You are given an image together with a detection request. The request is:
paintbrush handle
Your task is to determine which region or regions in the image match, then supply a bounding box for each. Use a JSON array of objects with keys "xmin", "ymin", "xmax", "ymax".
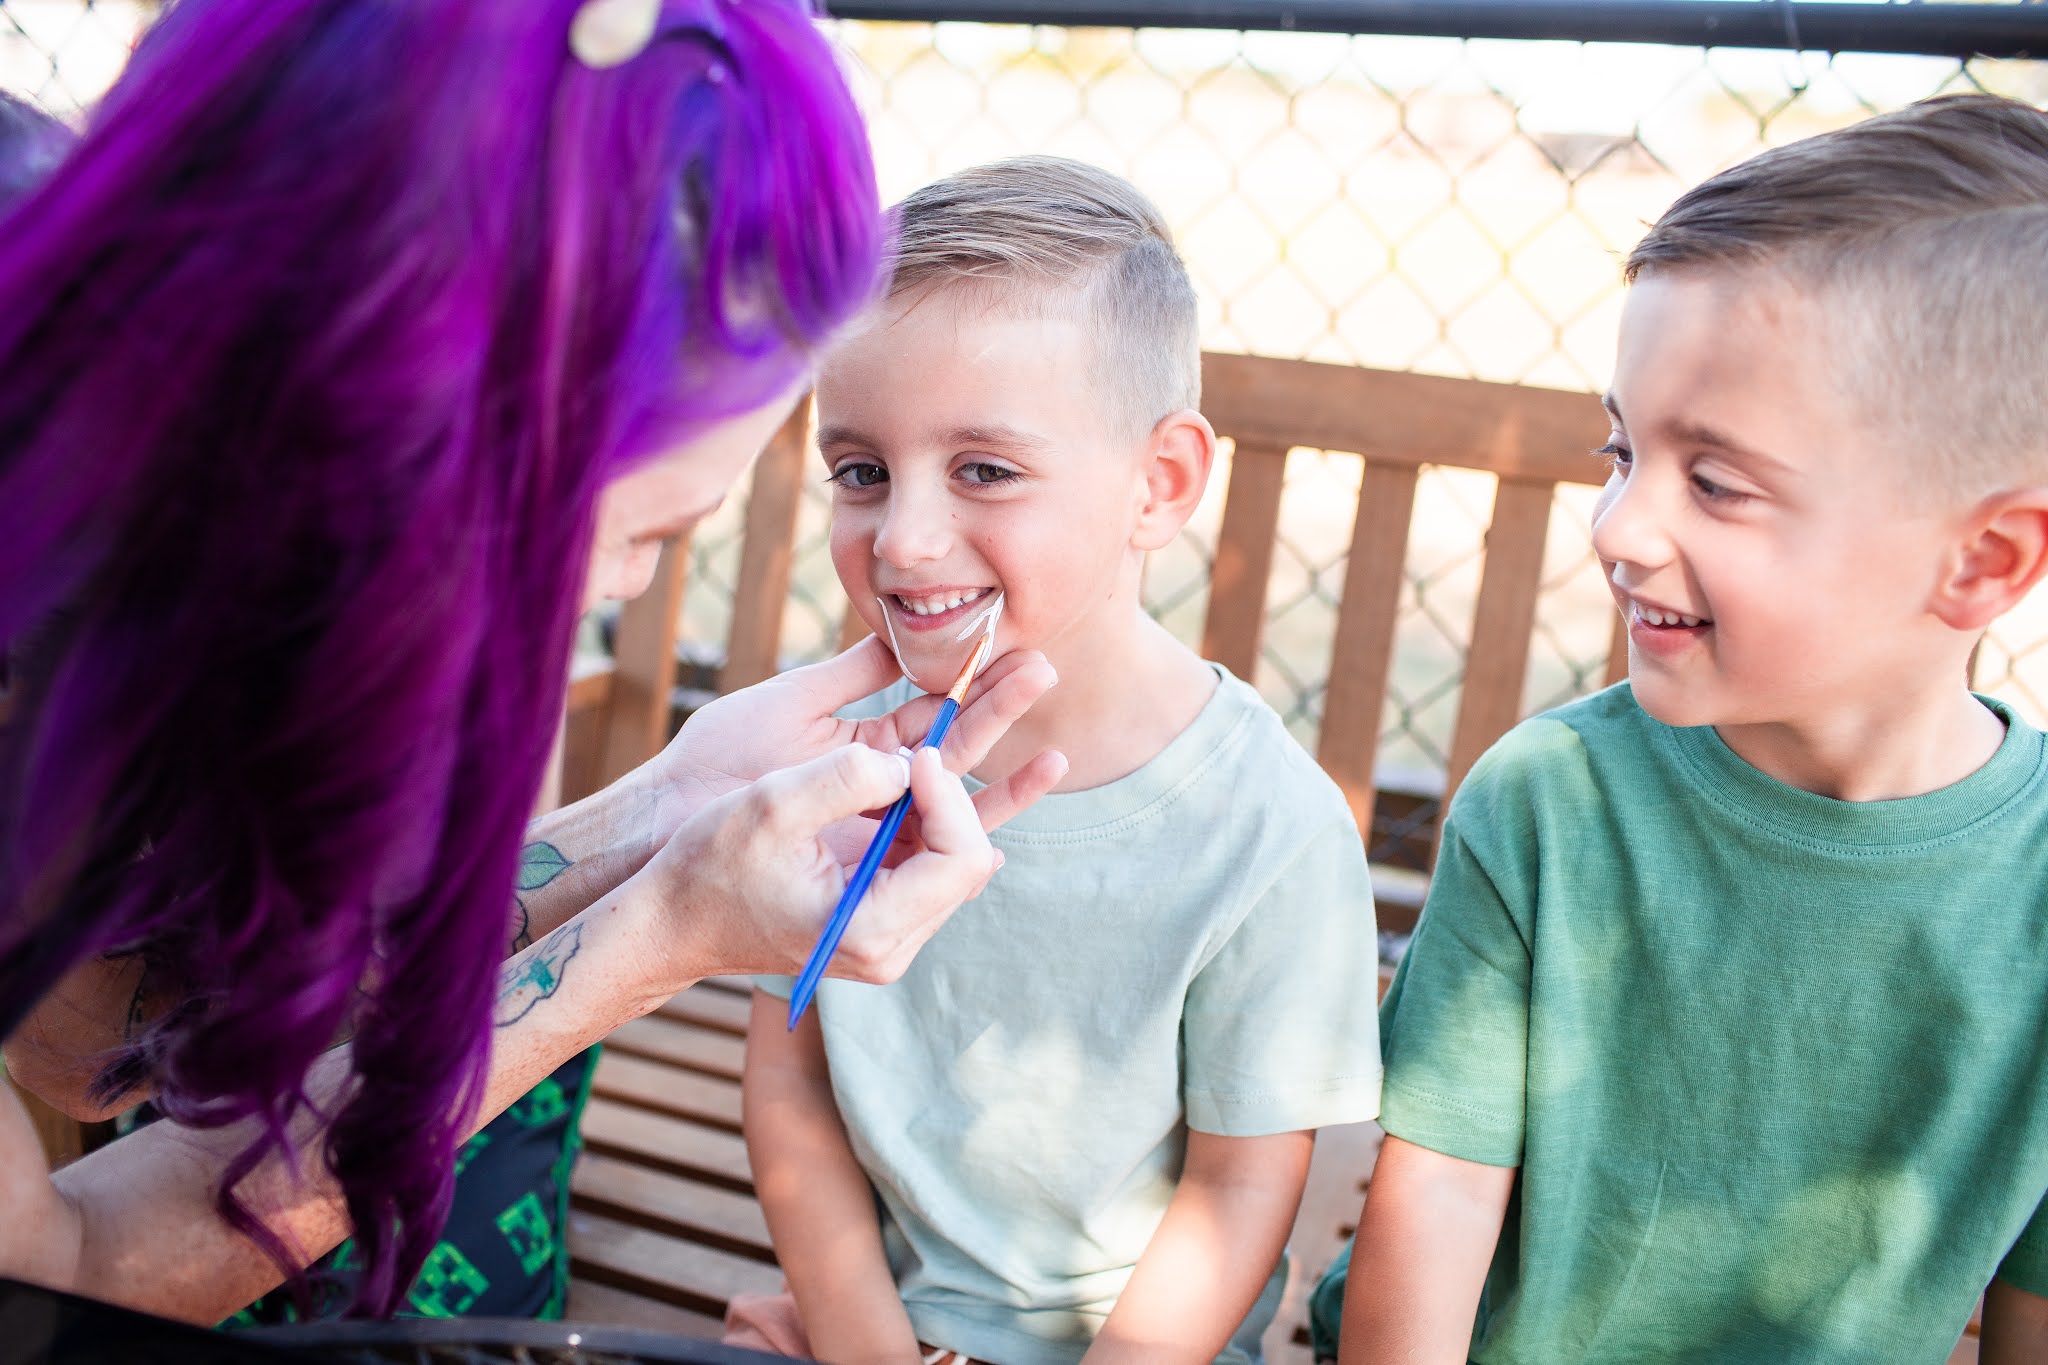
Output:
[{"xmin": 787, "ymin": 697, "xmax": 963, "ymax": 1028}]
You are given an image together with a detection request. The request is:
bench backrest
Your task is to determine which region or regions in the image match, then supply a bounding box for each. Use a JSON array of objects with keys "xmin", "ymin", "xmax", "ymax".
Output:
[{"xmin": 562, "ymin": 352, "xmax": 1615, "ymax": 872}]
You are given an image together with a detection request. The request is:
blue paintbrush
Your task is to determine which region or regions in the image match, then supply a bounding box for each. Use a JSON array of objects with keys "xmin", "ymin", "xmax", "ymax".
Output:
[{"xmin": 787, "ymin": 595, "xmax": 1004, "ymax": 1028}]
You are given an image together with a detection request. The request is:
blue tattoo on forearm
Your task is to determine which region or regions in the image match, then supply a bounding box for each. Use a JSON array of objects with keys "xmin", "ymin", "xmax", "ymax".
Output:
[{"xmin": 494, "ymin": 923, "xmax": 582, "ymax": 1028}]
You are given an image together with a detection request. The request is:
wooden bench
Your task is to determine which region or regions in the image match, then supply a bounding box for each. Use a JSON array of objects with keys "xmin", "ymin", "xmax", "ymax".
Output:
[{"xmin": 558, "ymin": 351, "xmax": 1619, "ymax": 1358}]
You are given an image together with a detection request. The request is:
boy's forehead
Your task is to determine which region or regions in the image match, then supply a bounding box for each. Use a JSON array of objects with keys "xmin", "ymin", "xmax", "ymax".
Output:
[
  {"xmin": 1613, "ymin": 269, "xmax": 1932, "ymax": 498},
  {"xmin": 815, "ymin": 285, "xmax": 1121, "ymax": 447}
]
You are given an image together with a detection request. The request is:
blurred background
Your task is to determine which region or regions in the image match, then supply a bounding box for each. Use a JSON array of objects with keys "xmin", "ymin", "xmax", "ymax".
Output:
[{"xmin": 7, "ymin": 0, "xmax": 2045, "ymax": 790}]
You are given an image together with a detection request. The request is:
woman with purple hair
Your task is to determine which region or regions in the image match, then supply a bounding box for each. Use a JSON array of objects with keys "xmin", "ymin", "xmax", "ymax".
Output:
[{"xmin": 0, "ymin": 0, "xmax": 1062, "ymax": 1326}]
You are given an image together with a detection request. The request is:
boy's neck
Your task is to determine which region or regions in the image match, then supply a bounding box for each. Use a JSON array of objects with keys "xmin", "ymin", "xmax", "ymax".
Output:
[
  {"xmin": 1712, "ymin": 682, "xmax": 2007, "ymax": 802},
  {"xmin": 979, "ymin": 607, "xmax": 1218, "ymax": 793}
]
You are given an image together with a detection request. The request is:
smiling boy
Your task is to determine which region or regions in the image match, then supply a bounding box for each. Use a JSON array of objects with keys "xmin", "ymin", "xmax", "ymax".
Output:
[
  {"xmin": 1330, "ymin": 95, "xmax": 2048, "ymax": 1363},
  {"xmin": 728, "ymin": 157, "xmax": 1382, "ymax": 1365}
]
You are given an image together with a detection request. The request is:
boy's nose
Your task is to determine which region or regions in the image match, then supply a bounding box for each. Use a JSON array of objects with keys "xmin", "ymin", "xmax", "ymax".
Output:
[
  {"xmin": 1589, "ymin": 469, "xmax": 1673, "ymax": 574},
  {"xmin": 872, "ymin": 488, "xmax": 954, "ymax": 568}
]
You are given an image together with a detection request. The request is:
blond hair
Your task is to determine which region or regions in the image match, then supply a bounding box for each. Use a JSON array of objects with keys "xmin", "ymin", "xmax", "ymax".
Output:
[
  {"xmin": 890, "ymin": 156, "xmax": 1200, "ymax": 441},
  {"xmin": 1627, "ymin": 94, "xmax": 2048, "ymax": 494}
]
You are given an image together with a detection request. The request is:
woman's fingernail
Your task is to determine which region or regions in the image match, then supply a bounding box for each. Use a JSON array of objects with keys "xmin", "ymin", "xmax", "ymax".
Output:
[
  {"xmin": 894, "ymin": 750, "xmax": 913, "ymax": 787},
  {"xmin": 992, "ymin": 849, "xmax": 1006, "ymax": 872}
]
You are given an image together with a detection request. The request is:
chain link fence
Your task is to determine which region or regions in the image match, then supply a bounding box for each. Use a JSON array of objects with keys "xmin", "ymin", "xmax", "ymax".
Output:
[{"xmin": 6, "ymin": 4, "xmax": 2048, "ymax": 782}]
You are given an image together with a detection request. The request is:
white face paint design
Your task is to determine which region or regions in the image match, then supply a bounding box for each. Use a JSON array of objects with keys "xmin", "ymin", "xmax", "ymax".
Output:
[{"xmin": 877, "ymin": 591, "xmax": 1004, "ymax": 693}]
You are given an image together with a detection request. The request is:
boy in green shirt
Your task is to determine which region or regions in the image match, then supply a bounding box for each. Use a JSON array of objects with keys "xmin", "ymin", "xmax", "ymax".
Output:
[{"xmin": 1327, "ymin": 95, "xmax": 2048, "ymax": 1363}]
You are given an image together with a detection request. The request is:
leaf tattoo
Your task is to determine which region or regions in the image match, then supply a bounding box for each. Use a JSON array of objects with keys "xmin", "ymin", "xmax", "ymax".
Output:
[{"xmin": 510, "ymin": 841, "xmax": 573, "ymax": 954}]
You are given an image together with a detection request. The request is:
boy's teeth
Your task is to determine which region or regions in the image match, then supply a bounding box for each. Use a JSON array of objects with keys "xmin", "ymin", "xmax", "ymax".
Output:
[
  {"xmin": 898, "ymin": 588, "xmax": 987, "ymax": 617},
  {"xmin": 1638, "ymin": 605, "xmax": 1706, "ymax": 628}
]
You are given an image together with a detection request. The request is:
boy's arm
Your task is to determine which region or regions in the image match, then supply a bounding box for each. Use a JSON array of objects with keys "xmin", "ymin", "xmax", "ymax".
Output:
[
  {"xmin": 742, "ymin": 990, "xmax": 923, "ymax": 1365},
  {"xmin": 1339, "ymin": 1135, "xmax": 1516, "ymax": 1365},
  {"xmin": 1981, "ymin": 1279, "xmax": 2048, "ymax": 1364},
  {"xmin": 1082, "ymin": 1128, "xmax": 1314, "ymax": 1365}
]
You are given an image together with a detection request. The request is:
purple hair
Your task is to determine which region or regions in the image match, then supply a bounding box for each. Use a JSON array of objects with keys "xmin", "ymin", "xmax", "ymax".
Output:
[
  {"xmin": 0, "ymin": 93, "xmax": 71, "ymax": 212},
  {"xmin": 0, "ymin": 0, "xmax": 879, "ymax": 1315}
]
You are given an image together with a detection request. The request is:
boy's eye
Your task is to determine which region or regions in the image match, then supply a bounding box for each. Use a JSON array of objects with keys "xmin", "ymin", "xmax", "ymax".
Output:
[
  {"xmin": 826, "ymin": 461, "xmax": 887, "ymax": 489},
  {"xmin": 1691, "ymin": 472, "xmax": 1746, "ymax": 504},
  {"xmin": 959, "ymin": 461, "xmax": 1019, "ymax": 486},
  {"xmin": 1594, "ymin": 442, "xmax": 1632, "ymax": 472}
]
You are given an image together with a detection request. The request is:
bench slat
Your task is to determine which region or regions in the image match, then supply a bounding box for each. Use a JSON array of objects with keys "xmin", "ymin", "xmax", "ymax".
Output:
[
  {"xmin": 1202, "ymin": 352, "xmax": 1605, "ymax": 489},
  {"xmin": 580, "ymin": 1097, "xmax": 754, "ymax": 1190},
  {"xmin": 569, "ymin": 1208, "xmax": 783, "ymax": 1316},
  {"xmin": 604, "ymin": 1014, "xmax": 747, "ymax": 1081},
  {"xmin": 1604, "ymin": 606, "xmax": 1629, "ymax": 688},
  {"xmin": 1203, "ymin": 441, "xmax": 1289, "ymax": 680},
  {"xmin": 1318, "ymin": 460, "xmax": 1419, "ymax": 839},
  {"xmin": 658, "ymin": 982, "xmax": 753, "ymax": 1036},
  {"xmin": 573, "ymin": 1150, "xmax": 773, "ymax": 1255},
  {"xmin": 592, "ymin": 1050, "xmax": 743, "ymax": 1131},
  {"xmin": 722, "ymin": 404, "xmax": 812, "ymax": 692},
  {"xmin": 565, "ymin": 1277, "xmax": 726, "ymax": 1339},
  {"xmin": 1446, "ymin": 477, "xmax": 1555, "ymax": 800},
  {"xmin": 600, "ymin": 534, "xmax": 691, "ymax": 787}
]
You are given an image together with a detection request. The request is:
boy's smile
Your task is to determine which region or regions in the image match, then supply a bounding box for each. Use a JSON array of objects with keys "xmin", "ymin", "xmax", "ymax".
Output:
[{"xmin": 1593, "ymin": 270, "xmax": 1966, "ymax": 756}]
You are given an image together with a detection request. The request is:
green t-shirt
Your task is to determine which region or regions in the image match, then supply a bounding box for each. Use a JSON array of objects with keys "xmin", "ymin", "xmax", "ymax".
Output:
[
  {"xmin": 763, "ymin": 667, "xmax": 1383, "ymax": 1365},
  {"xmin": 1380, "ymin": 685, "xmax": 2048, "ymax": 1364}
]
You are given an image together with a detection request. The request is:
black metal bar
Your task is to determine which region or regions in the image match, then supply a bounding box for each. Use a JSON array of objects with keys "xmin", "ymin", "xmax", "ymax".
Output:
[{"xmin": 822, "ymin": 1, "xmax": 2048, "ymax": 59}]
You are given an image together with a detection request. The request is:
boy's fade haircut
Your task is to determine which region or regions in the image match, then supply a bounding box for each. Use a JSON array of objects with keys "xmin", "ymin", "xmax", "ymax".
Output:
[
  {"xmin": 891, "ymin": 155, "xmax": 1200, "ymax": 442},
  {"xmin": 1627, "ymin": 93, "xmax": 2048, "ymax": 494}
]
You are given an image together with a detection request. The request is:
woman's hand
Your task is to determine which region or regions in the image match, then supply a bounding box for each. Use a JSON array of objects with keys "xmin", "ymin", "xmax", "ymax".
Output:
[
  {"xmin": 625, "ymin": 742, "xmax": 1004, "ymax": 988},
  {"xmin": 636, "ymin": 635, "xmax": 1064, "ymax": 851}
]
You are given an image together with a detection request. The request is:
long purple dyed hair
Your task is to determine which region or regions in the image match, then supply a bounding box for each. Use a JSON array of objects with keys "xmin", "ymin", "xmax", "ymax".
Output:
[{"xmin": 0, "ymin": 0, "xmax": 880, "ymax": 1315}]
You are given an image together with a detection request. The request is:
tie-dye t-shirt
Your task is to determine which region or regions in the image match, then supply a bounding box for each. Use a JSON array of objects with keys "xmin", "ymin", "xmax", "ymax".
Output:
[{"xmin": 1378, "ymin": 685, "xmax": 2048, "ymax": 1363}]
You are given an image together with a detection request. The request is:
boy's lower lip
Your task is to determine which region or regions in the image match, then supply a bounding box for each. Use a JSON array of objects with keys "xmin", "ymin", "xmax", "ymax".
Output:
[
  {"xmin": 1628, "ymin": 606, "xmax": 1712, "ymax": 658},
  {"xmin": 885, "ymin": 589, "xmax": 995, "ymax": 634}
]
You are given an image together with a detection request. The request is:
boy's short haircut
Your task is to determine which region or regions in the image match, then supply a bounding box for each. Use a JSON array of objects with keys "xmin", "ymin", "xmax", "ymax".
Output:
[
  {"xmin": 891, "ymin": 155, "xmax": 1200, "ymax": 442},
  {"xmin": 1626, "ymin": 94, "xmax": 2048, "ymax": 494}
]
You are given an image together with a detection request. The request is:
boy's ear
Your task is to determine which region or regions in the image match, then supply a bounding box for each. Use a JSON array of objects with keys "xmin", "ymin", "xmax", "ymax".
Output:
[
  {"xmin": 1131, "ymin": 409, "xmax": 1216, "ymax": 552},
  {"xmin": 1931, "ymin": 488, "xmax": 2048, "ymax": 632}
]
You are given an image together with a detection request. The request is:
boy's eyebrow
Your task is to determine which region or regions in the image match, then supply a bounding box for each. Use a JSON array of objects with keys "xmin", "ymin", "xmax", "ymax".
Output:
[
  {"xmin": 813, "ymin": 423, "xmax": 1055, "ymax": 454},
  {"xmin": 1665, "ymin": 418, "xmax": 1796, "ymax": 477},
  {"xmin": 942, "ymin": 423, "xmax": 1054, "ymax": 453},
  {"xmin": 1604, "ymin": 394, "xmax": 1794, "ymax": 478}
]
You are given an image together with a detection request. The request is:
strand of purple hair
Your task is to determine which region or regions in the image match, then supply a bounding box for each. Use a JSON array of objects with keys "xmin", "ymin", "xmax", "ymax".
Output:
[{"xmin": 0, "ymin": 0, "xmax": 880, "ymax": 1316}]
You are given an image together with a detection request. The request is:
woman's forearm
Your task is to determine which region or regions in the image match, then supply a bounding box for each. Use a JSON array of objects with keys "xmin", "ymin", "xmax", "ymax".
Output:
[
  {"xmin": 744, "ymin": 992, "xmax": 921, "ymax": 1365},
  {"xmin": 4, "ymin": 789, "xmax": 662, "ymax": 1125},
  {"xmin": 31, "ymin": 889, "xmax": 682, "ymax": 1324}
]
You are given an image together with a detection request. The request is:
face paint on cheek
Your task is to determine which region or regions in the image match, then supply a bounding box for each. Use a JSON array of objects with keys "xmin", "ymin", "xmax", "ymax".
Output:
[{"xmin": 877, "ymin": 592, "xmax": 1005, "ymax": 694}]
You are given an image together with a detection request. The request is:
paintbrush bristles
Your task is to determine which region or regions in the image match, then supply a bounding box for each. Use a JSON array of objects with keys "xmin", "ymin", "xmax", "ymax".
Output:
[{"xmin": 945, "ymin": 631, "xmax": 997, "ymax": 706}]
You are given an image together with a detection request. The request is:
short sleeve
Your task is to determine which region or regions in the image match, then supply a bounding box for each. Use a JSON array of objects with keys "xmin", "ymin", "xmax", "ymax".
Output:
[
  {"xmin": 753, "ymin": 974, "xmax": 794, "ymax": 1000},
  {"xmin": 1998, "ymin": 1189, "xmax": 2048, "ymax": 1295},
  {"xmin": 1182, "ymin": 816, "xmax": 1382, "ymax": 1136},
  {"xmin": 1376, "ymin": 807, "xmax": 1533, "ymax": 1168}
]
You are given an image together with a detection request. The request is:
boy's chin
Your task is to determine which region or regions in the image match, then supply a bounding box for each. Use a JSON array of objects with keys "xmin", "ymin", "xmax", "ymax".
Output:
[{"xmin": 1625, "ymin": 673, "xmax": 1725, "ymax": 731}]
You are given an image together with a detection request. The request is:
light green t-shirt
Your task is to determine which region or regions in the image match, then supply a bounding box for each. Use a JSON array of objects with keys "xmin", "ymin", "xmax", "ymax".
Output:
[
  {"xmin": 1379, "ymin": 684, "xmax": 2048, "ymax": 1364},
  {"xmin": 762, "ymin": 666, "xmax": 1382, "ymax": 1365}
]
